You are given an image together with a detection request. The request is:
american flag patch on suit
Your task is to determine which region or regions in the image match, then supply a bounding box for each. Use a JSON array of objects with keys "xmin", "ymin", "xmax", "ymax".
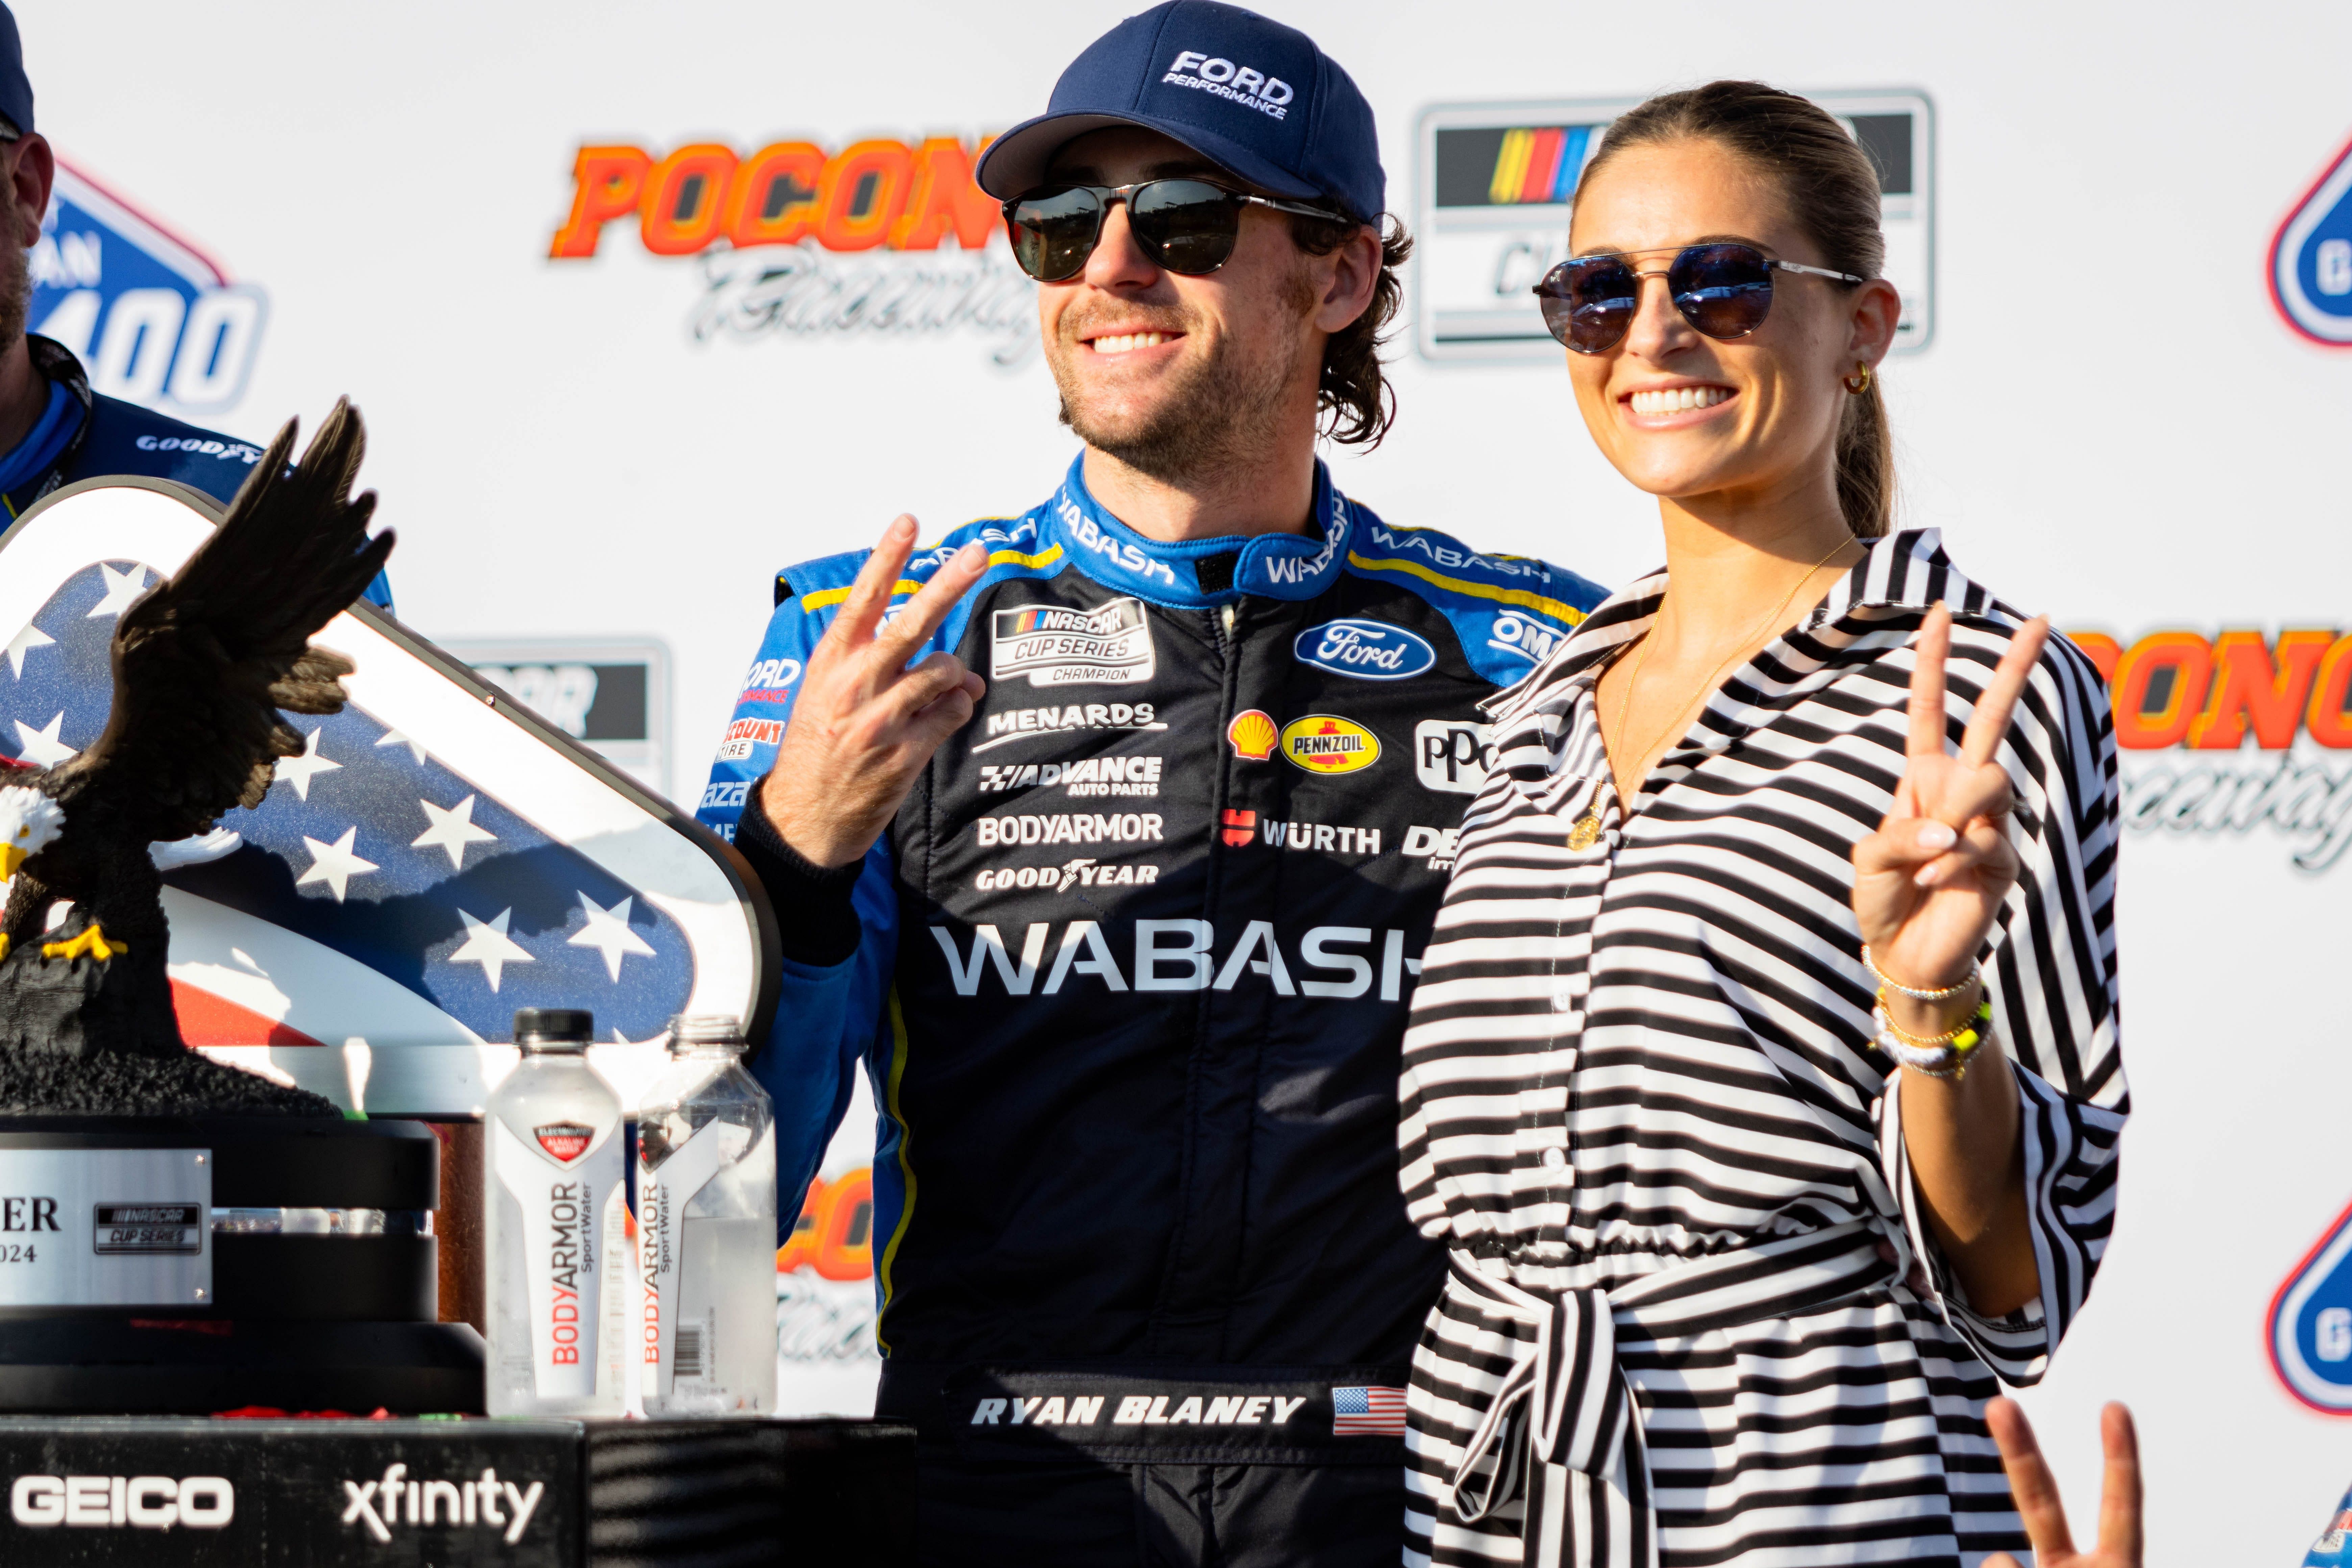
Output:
[
  {"xmin": 1331, "ymin": 1385, "xmax": 1408, "ymax": 1437},
  {"xmin": 0, "ymin": 479, "xmax": 775, "ymax": 1116}
]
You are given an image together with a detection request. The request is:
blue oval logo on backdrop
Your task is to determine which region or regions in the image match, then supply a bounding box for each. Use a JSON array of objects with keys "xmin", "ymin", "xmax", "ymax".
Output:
[
  {"xmin": 1294, "ymin": 619, "xmax": 1436, "ymax": 681},
  {"xmin": 2272, "ymin": 132, "xmax": 2352, "ymax": 346}
]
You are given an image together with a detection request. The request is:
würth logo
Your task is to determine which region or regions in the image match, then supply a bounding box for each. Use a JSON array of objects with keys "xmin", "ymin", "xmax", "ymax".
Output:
[{"xmin": 1163, "ymin": 52, "xmax": 1294, "ymax": 119}]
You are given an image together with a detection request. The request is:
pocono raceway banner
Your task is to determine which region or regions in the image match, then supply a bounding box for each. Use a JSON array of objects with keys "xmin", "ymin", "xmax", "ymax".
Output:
[{"xmin": 2, "ymin": 3, "xmax": 2348, "ymax": 1556}]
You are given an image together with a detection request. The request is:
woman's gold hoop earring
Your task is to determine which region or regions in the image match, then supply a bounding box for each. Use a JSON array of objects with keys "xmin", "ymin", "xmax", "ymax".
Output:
[{"xmin": 1844, "ymin": 361, "xmax": 1873, "ymax": 395}]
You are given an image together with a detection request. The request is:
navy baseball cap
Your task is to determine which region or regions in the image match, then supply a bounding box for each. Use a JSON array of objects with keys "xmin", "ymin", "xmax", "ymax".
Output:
[
  {"xmin": 975, "ymin": 0, "xmax": 1382, "ymax": 226},
  {"xmin": 0, "ymin": 5, "xmax": 29, "ymax": 139}
]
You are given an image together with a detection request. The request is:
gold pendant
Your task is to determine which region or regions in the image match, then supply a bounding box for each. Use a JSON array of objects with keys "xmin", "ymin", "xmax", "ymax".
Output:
[{"xmin": 1566, "ymin": 811, "xmax": 1602, "ymax": 852}]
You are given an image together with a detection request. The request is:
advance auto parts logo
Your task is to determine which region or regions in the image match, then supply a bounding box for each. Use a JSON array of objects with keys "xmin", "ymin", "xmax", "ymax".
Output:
[
  {"xmin": 31, "ymin": 159, "xmax": 268, "ymax": 418},
  {"xmin": 2077, "ymin": 626, "xmax": 2352, "ymax": 872},
  {"xmin": 546, "ymin": 136, "xmax": 1033, "ymax": 366}
]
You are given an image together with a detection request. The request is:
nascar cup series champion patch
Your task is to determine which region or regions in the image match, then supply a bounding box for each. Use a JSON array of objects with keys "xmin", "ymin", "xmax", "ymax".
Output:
[{"xmin": 0, "ymin": 480, "xmax": 775, "ymax": 1116}]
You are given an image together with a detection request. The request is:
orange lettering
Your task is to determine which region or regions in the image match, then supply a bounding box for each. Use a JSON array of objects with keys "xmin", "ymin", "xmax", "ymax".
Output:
[
  {"xmin": 548, "ymin": 146, "xmax": 653, "ymax": 259},
  {"xmin": 890, "ymin": 137, "xmax": 1000, "ymax": 251},
  {"xmin": 777, "ymin": 1167, "xmax": 875, "ymax": 1281},
  {"xmin": 2110, "ymin": 632, "xmax": 2212, "ymax": 750},
  {"xmin": 2186, "ymin": 629, "xmax": 2333, "ymax": 750},
  {"xmin": 815, "ymin": 141, "xmax": 914, "ymax": 252},
  {"xmin": 640, "ymin": 143, "xmax": 738, "ymax": 256},
  {"xmin": 727, "ymin": 141, "xmax": 827, "ymax": 248},
  {"xmin": 2308, "ymin": 635, "xmax": 2352, "ymax": 748},
  {"xmin": 2064, "ymin": 631, "xmax": 2122, "ymax": 687}
]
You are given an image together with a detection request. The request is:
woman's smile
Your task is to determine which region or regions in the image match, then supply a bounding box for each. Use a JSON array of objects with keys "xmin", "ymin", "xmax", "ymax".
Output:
[{"xmin": 1622, "ymin": 381, "xmax": 1737, "ymax": 426}]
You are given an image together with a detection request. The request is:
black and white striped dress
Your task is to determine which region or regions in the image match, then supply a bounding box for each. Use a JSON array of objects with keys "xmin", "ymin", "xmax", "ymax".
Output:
[{"xmin": 1398, "ymin": 530, "xmax": 2126, "ymax": 1567}]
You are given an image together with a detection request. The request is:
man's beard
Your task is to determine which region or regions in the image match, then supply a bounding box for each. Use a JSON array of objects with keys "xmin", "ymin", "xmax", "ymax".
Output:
[
  {"xmin": 1048, "ymin": 272, "xmax": 1317, "ymax": 486},
  {"xmin": 0, "ymin": 242, "xmax": 30, "ymax": 347}
]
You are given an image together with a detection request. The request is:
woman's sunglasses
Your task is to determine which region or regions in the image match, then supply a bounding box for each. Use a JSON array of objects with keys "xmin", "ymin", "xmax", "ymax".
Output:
[
  {"xmin": 1002, "ymin": 179, "xmax": 1346, "ymax": 283},
  {"xmin": 1532, "ymin": 243, "xmax": 1864, "ymax": 354}
]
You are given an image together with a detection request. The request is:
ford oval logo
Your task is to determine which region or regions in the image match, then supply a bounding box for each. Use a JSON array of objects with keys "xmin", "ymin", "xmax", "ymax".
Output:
[{"xmin": 1294, "ymin": 619, "xmax": 1436, "ymax": 681}]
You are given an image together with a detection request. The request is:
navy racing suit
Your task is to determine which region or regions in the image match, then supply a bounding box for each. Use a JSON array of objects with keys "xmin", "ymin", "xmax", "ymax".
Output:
[
  {"xmin": 0, "ymin": 334, "xmax": 394, "ymax": 611},
  {"xmin": 696, "ymin": 456, "xmax": 1603, "ymax": 1565}
]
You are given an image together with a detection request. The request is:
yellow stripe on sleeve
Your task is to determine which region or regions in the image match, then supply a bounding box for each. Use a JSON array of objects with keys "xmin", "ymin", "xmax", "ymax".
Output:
[
  {"xmin": 1345, "ymin": 551, "xmax": 1589, "ymax": 629},
  {"xmin": 873, "ymin": 987, "xmax": 917, "ymax": 1355},
  {"xmin": 797, "ymin": 544, "xmax": 1063, "ymax": 611}
]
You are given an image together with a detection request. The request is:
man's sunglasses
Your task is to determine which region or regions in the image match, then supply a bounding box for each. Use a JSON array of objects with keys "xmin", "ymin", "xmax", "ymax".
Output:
[
  {"xmin": 1531, "ymin": 243, "xmax": 1864, "ymax": 354},
  {"xmin": 1002, "ymin": 179, "xmax": 1346, "ymax": 283}
]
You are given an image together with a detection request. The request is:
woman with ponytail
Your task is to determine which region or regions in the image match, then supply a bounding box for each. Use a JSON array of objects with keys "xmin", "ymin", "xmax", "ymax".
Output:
[{"xmin": 1397, "ymin": 82, "xmax": 2125, "ymax": 1565}]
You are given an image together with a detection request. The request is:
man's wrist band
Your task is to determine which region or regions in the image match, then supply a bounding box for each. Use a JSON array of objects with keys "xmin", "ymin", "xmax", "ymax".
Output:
[{"xmin": 1861, "ymin": 944, "xmax": 1980, "ymax": 1003}]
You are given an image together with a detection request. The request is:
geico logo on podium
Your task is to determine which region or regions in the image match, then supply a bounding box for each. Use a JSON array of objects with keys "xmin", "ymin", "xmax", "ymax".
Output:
[
  {"xmin": 10, "ymin": 1473, "xmax": 234, "ymax": 1530},
  {"xmin": 31, "ymin": 160, "xmax": 269, "ymax": 418},
  {"xmin": 2072, "ymin": 626, "xmax": 2352, "ymax": 872},
  {"xmin": 545, "ymin": 133, "xmax": 1034, "ymax": 364}
]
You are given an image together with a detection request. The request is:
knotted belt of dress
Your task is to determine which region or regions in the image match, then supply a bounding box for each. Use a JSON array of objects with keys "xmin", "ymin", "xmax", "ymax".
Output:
[{"xmin": 1445, "ymin": 1220, "xmax": 1899, "ymax": 1568}]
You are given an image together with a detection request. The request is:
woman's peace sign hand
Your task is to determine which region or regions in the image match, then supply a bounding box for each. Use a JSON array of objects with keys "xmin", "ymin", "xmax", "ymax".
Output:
[{"xmin": 1851, "ymin": 603, "xmax": 2051, "ymax": 991}]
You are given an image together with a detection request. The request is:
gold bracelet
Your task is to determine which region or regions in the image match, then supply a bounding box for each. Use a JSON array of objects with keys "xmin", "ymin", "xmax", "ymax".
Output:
[
  {"xmin": 1861, "ymin": 945, "xmax": 1980, "ymax": 1003},
  {"xmin": 1873, "ymin": 989, "xmax": 1988, "ymax": 1049}
]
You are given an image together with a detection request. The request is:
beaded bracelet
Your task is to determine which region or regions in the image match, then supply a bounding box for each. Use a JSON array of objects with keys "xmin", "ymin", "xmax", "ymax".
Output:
[
  {"xmin": 1861, "ymin": 945, "xmax": 1980, "ymax": 1003},
  {"xmin": 1872, "ymin": 996, "xmax": 1993, "ymax": 1080}
]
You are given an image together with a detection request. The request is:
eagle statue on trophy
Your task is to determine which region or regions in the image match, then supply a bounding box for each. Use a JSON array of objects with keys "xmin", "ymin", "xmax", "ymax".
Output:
[{"xmin": 0, "ymin": 400, "xmax": 393, "ymax": 1065}]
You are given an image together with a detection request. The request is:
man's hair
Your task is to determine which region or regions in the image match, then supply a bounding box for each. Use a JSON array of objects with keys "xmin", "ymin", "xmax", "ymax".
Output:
[{"xmin": 1285, "ymin": 212, "xmax": 1411, "ymax": 450}]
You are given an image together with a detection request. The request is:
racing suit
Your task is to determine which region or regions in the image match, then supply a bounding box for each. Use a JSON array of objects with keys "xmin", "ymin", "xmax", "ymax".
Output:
[
  {"xmin": 696, "ymin": 455, "xmax": 1602, "ymax": 1565},
  {"xmin": 0, "ymin": 334, "xmax": 394, "ymax": 610}
]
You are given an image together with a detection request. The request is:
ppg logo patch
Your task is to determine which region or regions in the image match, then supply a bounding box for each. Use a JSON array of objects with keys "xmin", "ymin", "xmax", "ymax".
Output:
[
  {"xmin": 30, "ymin": 160, "xmax": 268, "ymax": 417},
  {"xmin": 1294, "ymin": 619, "xmax": 1436, "ymax": 681},
  {"xmin": 2270, "ymin": 1195, "xmax": 2352, "ymax": 1411},
  {"xmin": 2272, "ymin": 132, "xmax": 2352, "ymax": 346}
]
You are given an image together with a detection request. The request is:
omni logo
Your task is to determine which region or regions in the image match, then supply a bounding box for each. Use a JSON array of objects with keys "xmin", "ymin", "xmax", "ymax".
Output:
[
  {"xmin": 1163, "ymin": 51, "xmax": 1295, "ymax": 119},
  {"xmin": 10, "ymin": 1474, "xmax": 234, "ymax": 1530}
]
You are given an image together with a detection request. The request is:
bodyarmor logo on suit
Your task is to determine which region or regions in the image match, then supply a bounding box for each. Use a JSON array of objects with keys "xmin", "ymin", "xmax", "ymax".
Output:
[
  {"xmin": 990, "ymin": 598, "xmax": 1154, "ymax": 688},
  {"xmin": 1293, "ymin": 619, "xmax": 1437, "ymax": 681},
  {"xmin": 1279, "ymin": 716, "xmax": 1379, "ymax": 775},
  {"xmin": 1413, "ymin": 720, "xmax": 1494, "ymax": 794}
]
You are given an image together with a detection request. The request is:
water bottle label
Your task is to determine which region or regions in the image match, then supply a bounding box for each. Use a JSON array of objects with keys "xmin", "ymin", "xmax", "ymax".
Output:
[
  {"xmin": 638, "ymin": 1125, "xmax": 726, "ymax": 1404},
  {"xmin": 492, "ymin": 1116, "xmax": 622, "ymax": 1400}
]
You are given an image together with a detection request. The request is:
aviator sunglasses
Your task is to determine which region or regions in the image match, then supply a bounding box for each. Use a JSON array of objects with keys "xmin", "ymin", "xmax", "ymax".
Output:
[
  {"xmin": 1002, "ymin": 179, "xmax": 1347, "ymax": 283},
  {"xmin": 1532, "ymin": 243, "xmax": 1864, "ymax": 354}
]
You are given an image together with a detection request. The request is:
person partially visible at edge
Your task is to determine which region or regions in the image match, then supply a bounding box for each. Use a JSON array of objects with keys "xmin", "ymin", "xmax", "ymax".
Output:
[
  {"xmin": 690, "ymin": 3, "xmax": 1605, "ymax": 1561},
  {"xmin": 0, "ymin": 3, "xmax": 392, "ymax": 611},
  {"xmin": 1395, "ymin": 82, "xmax": 2126, "ymax": 1565}
]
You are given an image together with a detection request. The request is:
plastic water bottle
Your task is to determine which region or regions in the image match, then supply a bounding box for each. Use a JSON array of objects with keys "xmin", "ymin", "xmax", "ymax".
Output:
[
  {"xmin": 485, "ymin": 1008, "xmax": 627, "ymax": 1416},
  {"xmin": 636, "ymin": 1015, "xmax": 777, "ymax": 1416}
]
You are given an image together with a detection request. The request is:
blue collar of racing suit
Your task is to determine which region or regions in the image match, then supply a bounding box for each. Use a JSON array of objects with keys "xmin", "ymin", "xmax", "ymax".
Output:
[{"xmin": 1041, "ymin": 453, "xmax": 1350, "ymax": 608}]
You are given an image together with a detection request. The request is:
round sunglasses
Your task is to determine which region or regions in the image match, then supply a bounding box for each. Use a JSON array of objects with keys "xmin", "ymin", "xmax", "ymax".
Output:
[
  {"xmin": 1002, "ymin": 179, "xmax": 1347, "ymax": 283},
  {"xmin": 1532, "ymin": 243, "xmax": 1864, "ymax": 354}
]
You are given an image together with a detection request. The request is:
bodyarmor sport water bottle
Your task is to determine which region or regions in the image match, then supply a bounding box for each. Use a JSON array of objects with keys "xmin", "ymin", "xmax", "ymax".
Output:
[
  {"xmin": 637, "ymin": 1015, "xmax": 778, "ymax": 1416},
  {"xmin": 485, "ymin": 1008, "xmax": 627, "ymax": 1416}
]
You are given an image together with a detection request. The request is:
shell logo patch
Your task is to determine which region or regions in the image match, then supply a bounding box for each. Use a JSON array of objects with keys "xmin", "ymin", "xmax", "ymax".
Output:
[
  {"xmin": 1227, "ymin": 710, "xmax": 1277, "ymax": 762},
  {"xmin": 1279, "ymin": 716, "xmax": 1380, "ymax": 776}
]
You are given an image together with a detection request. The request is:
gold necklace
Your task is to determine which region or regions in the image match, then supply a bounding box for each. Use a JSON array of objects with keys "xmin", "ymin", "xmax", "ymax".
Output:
[{"xmin": 1566, "ymin": 534, "xmax": 1855, "ymax": 852}]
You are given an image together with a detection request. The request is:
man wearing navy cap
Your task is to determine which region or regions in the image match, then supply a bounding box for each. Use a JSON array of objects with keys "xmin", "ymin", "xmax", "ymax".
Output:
[
  {"xmin": 0, "ymin": 4, "xmax": 390, "ymax": 609},
  {"xmin": 697, "ymin": 4, "xmax": 1602, "ymax": 1560}
]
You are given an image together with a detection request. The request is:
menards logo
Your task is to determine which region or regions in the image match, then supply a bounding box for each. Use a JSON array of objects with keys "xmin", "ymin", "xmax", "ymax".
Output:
[
  {"xmin": 545, "ymin": 135, "xmax": 1033, "ymax": 364},
  {"xmin": 2076, "ymin": 626, "xmax": 2352, "ymax": 872}
]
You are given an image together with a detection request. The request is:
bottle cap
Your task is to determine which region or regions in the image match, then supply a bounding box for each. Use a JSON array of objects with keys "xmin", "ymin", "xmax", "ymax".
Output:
[
  {"xmin": 514, "ymin": 1008, "xmax": 594, "ymax": 1050},
  {"xmin": 665, "ymin": 1014, "xmax": 746, "ymax": 1051}
]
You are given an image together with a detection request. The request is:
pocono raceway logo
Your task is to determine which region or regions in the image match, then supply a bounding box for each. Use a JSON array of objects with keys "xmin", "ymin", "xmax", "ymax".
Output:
[
  {"xmin": 2076, "ymin": 627, "xmax": 2352, "ymax": 872},
  {"xmin": 546, "ymin": 133, "xmax": 1035, "ymax": 366},
  {"xmin": 32, "ymin": 160, "xmax": 268, "ymax": 418}
]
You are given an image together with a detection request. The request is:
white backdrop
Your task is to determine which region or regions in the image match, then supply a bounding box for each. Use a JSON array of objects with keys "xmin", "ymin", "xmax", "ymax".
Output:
[{"xmin": 23, "ymin": 2, "xmax": 2352, "ymax": 1557}]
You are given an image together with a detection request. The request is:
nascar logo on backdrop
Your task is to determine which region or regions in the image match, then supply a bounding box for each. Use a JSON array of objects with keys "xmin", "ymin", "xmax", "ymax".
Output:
[
  {"xmin": 546, "ymin": 134, "xmax": 1034, "ymax": 366},
  {"xmin": 2271, "ymin": 128, "xmax": 2352, "ymax": 346},
  {"xmin": 1411, "ymin": 91, "xmax": 1934, "ymax": 362},
  {"xmin": 2072, "ymin": 626, "xmax": 2352, "ymax": 873},
  {"xmin": 30, "ymin": 160, "xmax": 268, "ymax": 417}
]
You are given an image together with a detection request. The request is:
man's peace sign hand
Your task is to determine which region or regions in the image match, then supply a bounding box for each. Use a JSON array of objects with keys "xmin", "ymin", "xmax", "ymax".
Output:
[
  {"xmin": 760, "ymin": 517, "xmax": 989, "ymax": 867},
  {"xmin": 1983, "ymin": 1397, "xmax": 2144, "ymax": 1568},
  {"xmin": 1851, "ymin": 603, "xmax": 2051, "ymax": 990}
]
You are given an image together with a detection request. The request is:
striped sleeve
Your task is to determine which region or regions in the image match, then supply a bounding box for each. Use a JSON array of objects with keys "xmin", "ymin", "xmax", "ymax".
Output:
[{"xmin": 1878, "ymin": 629, "xmax": 2128, "ymax": 1382}]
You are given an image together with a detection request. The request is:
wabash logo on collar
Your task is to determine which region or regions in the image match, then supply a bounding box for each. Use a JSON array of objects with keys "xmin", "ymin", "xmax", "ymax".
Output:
[{"xmin": 535, "ymin": 1123, "xmax": 595, "ymax": 1162}]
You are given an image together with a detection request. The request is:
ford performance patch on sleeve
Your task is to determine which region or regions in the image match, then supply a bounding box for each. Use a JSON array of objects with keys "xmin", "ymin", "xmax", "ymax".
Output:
[{"xmin": 990, "ymin": 598, "xmax": 1154, "ymax": 688}]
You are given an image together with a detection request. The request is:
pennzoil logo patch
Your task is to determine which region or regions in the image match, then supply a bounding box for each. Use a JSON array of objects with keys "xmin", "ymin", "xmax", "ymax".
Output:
[{"xmin": 1279, "ymin": 715, "xmax": 1380, "ymax": 776}]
